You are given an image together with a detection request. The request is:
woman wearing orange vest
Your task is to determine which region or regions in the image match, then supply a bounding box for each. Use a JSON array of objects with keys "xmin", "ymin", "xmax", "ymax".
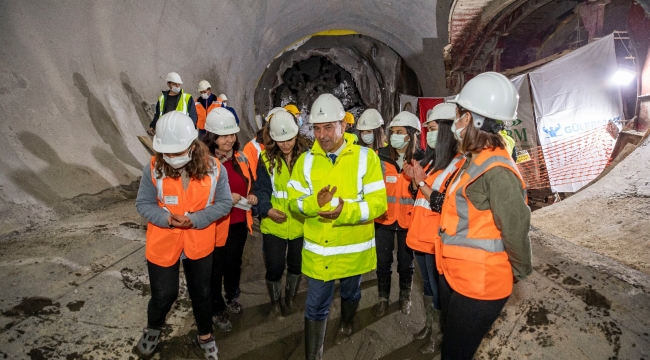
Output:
[
  {"xmin": 373, "ymin": 111, "xmax": 423, "ymax": 317},
  {"xmin": 135, "ymin": 111, "xmax": 231, "ymax": 359},
  {"xmin": 356, "ymin": 108, "xmax": 386, "ymax": 152},
  {"xmin": 202, "ymin": 108, "xmax": 257, "ymax": 332},
  {"xmin": 195, "ymin": 80, "xmax": 220, "ymax": 139},
  {"xmin": 403, "ymin": 103, "xmax": 462, "ymax": 354},
  {"xmin": 438, "ymin": 72, "xmax": 532, "ymax": 360}
]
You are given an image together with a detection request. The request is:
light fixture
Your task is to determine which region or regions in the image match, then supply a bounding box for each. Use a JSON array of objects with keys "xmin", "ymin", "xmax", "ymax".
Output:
[{"xmin": 612, "ymin": 65, "xmax": 637, "ymax": 86}]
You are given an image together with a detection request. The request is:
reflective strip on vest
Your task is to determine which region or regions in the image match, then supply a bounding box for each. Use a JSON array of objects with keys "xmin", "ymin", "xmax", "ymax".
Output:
[
  {"xmin": 400, "ymin": 197, "xmax": 415, "ymax": 205},
  {"xmin": 236, "ymin": 154, "xmax": 249, "ymax": 166},
  {"xmin": 363, "ymin": 180, "xmax": 385, "ymax": 194},
  {"xmin": 431, "ymin": 157, "xmax": 463, "ymax": 190},
  {"xmin": 159, "ymin": 92, "xmax": 190, "ymax": 115},
  {"xmin": 441, "ymin": 234, "xmax": 505, "ymax": 253},
  {"xmin": 414, "ymin": 198, "xmax": 430, "ymax": 209},
  {"xmin": 387, "ymin": 196, "xmax": 397, "ymax": 203},
  {"xmin": 252, "ymin": 139, "xmax": 262, "ymax": 154},
  {"xmin": 303, "ymin": 238, "xmax": 375, "ymax": 256},
  {"xmin": 153, "ymin": 159, "xmax": 220, "ymax": 207}
]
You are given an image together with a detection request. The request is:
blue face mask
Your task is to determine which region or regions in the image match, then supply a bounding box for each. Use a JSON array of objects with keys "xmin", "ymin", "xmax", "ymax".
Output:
[
  {"xmin": 296, "ymin": 115, "xmax": 304, "ymax": 127},
  {"xmin": 390, "ymin": 134, "xmax": 409, "ymax": 149}
]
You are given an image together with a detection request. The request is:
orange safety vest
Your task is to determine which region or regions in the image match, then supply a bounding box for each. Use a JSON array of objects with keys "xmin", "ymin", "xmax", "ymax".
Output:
[
  {"xmin": 406, "ymin": 155, "xmax": 464, "ymax": 254},
  {"xmin": 146, "ymin": 156, "xmax": 222, "ymax": 267},
  {"xmin": 376, "ymin": 160, "xmax": 415, "ymax": 228},
  {"xmin": 195, "ymin": 100, "xmax": 220, "ymax": 130},
  {"xmin": 437, "ymin": 147, "xmax": 527, "ymax": 300},
  {"xmin": 242, "ymin": 139, "xmax": 265, "ymax": 180},
  {"xmin": 214, "ymin": 151, "xmax": 254, "ymax": 247}
]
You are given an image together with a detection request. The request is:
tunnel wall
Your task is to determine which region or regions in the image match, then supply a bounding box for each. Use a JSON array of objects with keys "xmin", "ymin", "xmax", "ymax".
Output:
[{"xmin": 0, "ymin": 0, "xmax": 450, "ymax": 211}]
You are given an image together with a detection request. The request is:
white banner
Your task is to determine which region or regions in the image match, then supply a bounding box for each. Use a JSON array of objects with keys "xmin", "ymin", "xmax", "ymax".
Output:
[
  {"xmin": 399, "ymin": 94, "xmax": 419, "ymax": 114},
  {"xmin": 529, "ymin": 34, "xmax": 622, "ymax": 192},
  {"xmin": 508, "ymin": 74, "xmax": 538, "ymax": 149}
]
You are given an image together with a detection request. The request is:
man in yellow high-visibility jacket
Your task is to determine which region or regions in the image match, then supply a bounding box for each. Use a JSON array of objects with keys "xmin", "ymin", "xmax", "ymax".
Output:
[{"xmin": 288, "ymin": 94, "xmax": 387, "ymax": 360}]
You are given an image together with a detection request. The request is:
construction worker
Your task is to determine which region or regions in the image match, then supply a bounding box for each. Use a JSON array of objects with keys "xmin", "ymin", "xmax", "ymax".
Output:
[
  {"xmin": 402, "ymin": 103, "xmax": 463, "ymax": 354},
  {"xmin": 356, "ymin": 108, "xmax": 386, "ymax": 151},
  {"xmin": 438, "ymin": 72, "xmax": 532, "ymax": 360},
  {"xmin": 135, "ymin": 111, "xmax": 231, "ymax": 359},
  {"xmin": 148, "ymin": 72, "xmax": 198, "ymax": 135},
  {"xmin": 343, "ymin": 111, "xmax": 359, "ymax": 143},
  {"xmin": 202, "ymin": 108, "xmax": 256, "ymax": 332},
  {"xmin": 253, "ymin": 111, "xmax": 310, "ymax": 318},
  {"xmin": 287, "ymin": 94, "xmax": 387, "ymax": 359},
  {"xmin": 195, "ymin": 80, "xmax": 219, "ymax": 139},
  {"xmin": 217, "ymin": 94, "xmax": 240, "ymax": 125},
  {"xmin": 373, "ymin": 111, "xmax": 423, "ymax": 318}
]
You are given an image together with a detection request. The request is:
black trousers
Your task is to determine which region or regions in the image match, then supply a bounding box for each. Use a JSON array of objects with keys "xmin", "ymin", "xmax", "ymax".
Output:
[
  {"xmin": 147, "ymin": 253, "xmax": 213, "ymax": 335},
  {"xmin": 375, "ymin": 226, "xmax": 414, "ymax": 282},
  {"xmin": 439, "ymin": 275, "xmax": 508, "ymax": 360},
  {"xmin": 212, "ymin": 221, "xmax": 248, "ymax": 313},
  {"xmin": 263, "ymin": 234, "xmax": 303, "ymax": 282}
]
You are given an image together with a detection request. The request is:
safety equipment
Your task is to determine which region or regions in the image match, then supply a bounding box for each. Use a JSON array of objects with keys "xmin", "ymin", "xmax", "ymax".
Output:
[
  {"xmin": 305, "ymin": 319, "xmax": 327, "ymax": 360},
  {"xmin": 266, "ymin": 107, "xmax": 287, "ymax": 123},
  {"xmin": 170, "ymin": 86, "xmax": 181, "ymax": 94},
  {"xmin": 284, "ymin": 104, "xmax": 300, "ymax": 116},
  {"xmin": 425, "ymin": 103, "xmax": 456, "ymax": 124},
  {"xmin": 451, "ymin": 120, "xmax": 464, "ymax": 142},
  {"xmin": 165, "ymin": 72, "xmax": 183, "ymax": 84},
  {"xmin": 214, "ymin": 151, "xmax": 254, "ymax": 246},
  {"xmin": 195, "ymin": 99, "xmax": 219, "ymax": 131},
  {"xmin": 357, "ymin": 109, "xmax": 384, "ymax": 130},
  {"xmin": 268, "ymin": 111, "xmax": 299, "ymax": 142},
  {"xmin": 153, "ymin": 111, "xmax": 198, "ymax": 153},
  {"xmin": 163, "ymin": 152, "xmax": 192, "ymax": 169},
  {"xmin": 333, "ymin": 299, "xmax": 359, "ymax": 344},
  {"xmin": 343, "ymin": 111, "xmax": 355, "ymax": 125},
  {"xmin": 283, "ymin": 273, "xmax": 302, "ymax": 313},
  {"xmin": 308, "ymin": 94, "xmax": 345, "ymax": 124},
  {"xmin": 406, "ymin": 155, "xmax": 463, "ymax": 254},
  {"xmin": 287, "ymin": 133, "xmax": 387, "ymax": 282},
  {"xmin": 438, "ymin": 147, "xmax": 526, "ymax": 300},
  {"xmin": 389, "ymin": 111, "xmax": 422, "ymax": 132},
  {"xmin": 197, "ymin": 80, "xmax": 211, "ymax": 92},
  {"xmin": 158, "ymin": 90, "xmax": 192, "ymax": 117},
  {"xmin": 243, "ymin": 139, "xmax": 265, "ymax": 180},
  {"xmin": 146, "ymin": 157, "xmax": 222, "ymax": 266},
  {"xmin": 260, "ymin": 150, "xmax": 305, "ymax": 240},
  {"xmin": 426, "ymin": 131, "xmax": 438, "ymax": 148},
  {"xmin": 205, "ymin": 107, "xmax": 240, "ymax": 135},
  {"xmin": 200, "ymin": 93, "xmax": 209, "ymax": 100},
  {"xmin": 500, "ymin": 130, "xmax": 516, "ymax": 157},
  {"xmin": 399, "ymin": 280, "xmax": 412, "ymax": 315},
  {"xmin": 450, "ymin": 72, "xmax": 519, "ymax": 126},
  {"xmin": 375, "ymin": 147, "xmax": 416, "ymax": 228},
  {"xmin": 266, "ymin": 280, "xmax": 282, "ymax": 318},
  {"xmin": 361, "ymin": 133, "xmax": 374, "ymax": 145},
  {"xmin": 218, "ymin": 94, "xmax": 228, "ymax": 101},
  {"xmin": 390, "ymin": 134, "xmax": 409, "ymax": 149}
]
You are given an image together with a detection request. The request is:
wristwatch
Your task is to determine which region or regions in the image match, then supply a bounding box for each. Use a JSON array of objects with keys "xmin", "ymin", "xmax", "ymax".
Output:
[{"xmin": 418, "ymin": 181, "xmax": 426, "ymax": 188}]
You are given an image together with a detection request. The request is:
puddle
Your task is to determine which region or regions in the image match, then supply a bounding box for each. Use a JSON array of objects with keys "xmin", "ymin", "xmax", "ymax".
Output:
[
  {"xmin": 66, "ymin": 301, "xmax": 85, "ymax": 312},
  {"xmin": 3, "ymin": 297, "xmax": 60, "ymax": 317},
  {"xmin": 526, "ymin": 304, "xmax": 551, "ymax": 326}
]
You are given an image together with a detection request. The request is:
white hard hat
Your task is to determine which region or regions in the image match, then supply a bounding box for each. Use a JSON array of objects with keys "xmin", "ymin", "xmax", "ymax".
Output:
[
  {"xmin": 153, "ymin": 111, "xmax": 197, "ymax": 153},
  {"xmin": 266, "ymin": 107, "xmax": 287, "ymax": 123},
  {"xmin": 269, "ymin": 111, "xmax": 299, "ymax": 142},
  {"xmin": 357, "ymin": 109, "xmax": 384, "ymax": 130},
  {"xmin": 425, "ymin": 103, "xmax": 456, "ymax": 125},
  {"xmin": 309, "ymin": 94, "xmax": 345, "ymax": 124},
  {"xmin": 198, "ymin": 80, "xmax": 211, "ymax": 92},
  {"xmin": 205, "ymin": 108, "xmax": 240, "ymax": 135},
  {"xmin": 218, "ymin": 94, "xmax": 228, "ymax": 101},
  {"xmin": 389, "ymin": 111, "xmax": 421, "ymax": 132},
  {"xmin": 450, "ymin": 72, "xmax": 519, "ymax": 127},
  {"xmin": 165, "ymin": 72, "xmax": 183, "ymax": 84}
]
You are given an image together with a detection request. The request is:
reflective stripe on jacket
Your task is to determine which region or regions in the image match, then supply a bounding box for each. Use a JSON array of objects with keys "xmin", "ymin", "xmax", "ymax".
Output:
[
  {"xmin": 376, "ymin": 159, "xmax": 415, "ymax": 228},
  {"xmin": 437, "ymin": 147, "xmax": 526, "ymax": 300},
  {"xmin": 146, "ymin": 156, "xmax": 221, "ymax": 266},
  {"xmin": 215, "ymin": 151, "xmax": 254, "ymax": 247},
  {"xmin": 287, "ymin": 133, "xmax": 387, "ymax": 281},
  {"xmin": 243, "ymin": 139, "xmax": 264, "ymax": 180}
]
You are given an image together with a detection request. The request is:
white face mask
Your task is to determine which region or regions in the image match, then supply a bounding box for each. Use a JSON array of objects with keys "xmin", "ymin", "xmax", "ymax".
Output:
[
  {"xmin": 201, "ymin": 93, "xmax": 209, "ymax": 100},
  {"xmin": 451, "ymin": 117, "xmax": 465, "ymax": 142},
  {"xmin": 361, "ymin": 133, "xmax": 374, "ymax": 145},
  {"xmin": 390, "ymin": 134, "xmax": 409, "ymax": 149},
  {"xmin": 163, "ymin": 152, "xmax": 192, "ymax": 169},
  {"xmin": 222, "ymin": 102, "xmax": 228, "ymax": 107},
  {"xmin": 171, "ymin": 86, "xmax": 181, "ymax": 94},
  {"xmin": 426, "ymin": 130, "xmax": 438, "ymax": 148}
]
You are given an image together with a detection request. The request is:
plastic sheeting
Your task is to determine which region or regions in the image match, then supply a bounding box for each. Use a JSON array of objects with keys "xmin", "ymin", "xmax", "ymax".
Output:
[{"xmin": 510, "ymin": 74, "xmax": 538, "ymax": 149}]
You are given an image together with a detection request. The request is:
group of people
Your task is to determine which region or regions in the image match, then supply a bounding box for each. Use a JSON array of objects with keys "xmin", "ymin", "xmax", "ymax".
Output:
[{"xmin": 134, "ymin": 70, "xmax": 532, "ymax": 360}]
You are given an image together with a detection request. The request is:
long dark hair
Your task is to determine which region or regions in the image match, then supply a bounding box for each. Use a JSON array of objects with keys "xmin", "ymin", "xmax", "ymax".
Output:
[
  {"xmin": 358, "ymin": 127, "xmax": 386, "ymax": 150},
  {"xmin": 388, "ymin": 127, "xmax": 419, "ymax": 165},
  {"xmin": 432, "ymin": 120, "xmax": 458, "ymax": 172},
  {"xmin": 201, "ymin": 132, "xmax": 241, "ymax": 155},
  {"xmin": 154, "ymin": 140, "xmax": 213, "ymax": 180},
  {"xmin": 460, "ymin": 112, "xmax": 504, "ymax": 153},
  {"xmin": 262, "ymin": 128, "xmax": 310, "ymax": 175}
]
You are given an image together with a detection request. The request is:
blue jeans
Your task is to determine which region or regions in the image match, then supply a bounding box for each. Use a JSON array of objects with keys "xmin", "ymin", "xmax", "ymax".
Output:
[
  {"xmin": 414, "ymin": 252, "xmax": 440, "ymax": 309},
  {"xmin": 305, "ymin": 275, "xmax": 362, "ymax": 321}
]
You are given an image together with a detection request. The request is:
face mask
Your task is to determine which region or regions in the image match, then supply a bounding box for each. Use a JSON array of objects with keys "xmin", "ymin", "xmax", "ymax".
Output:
[
  {"xmin": 361, "ymin": 133, "xmax": 374, "ymax": 145},
  {"xmin": 163, "ymin": 152, "xmax": 192, "ymax": 169},
  {"xmin": 222, "ymin": 102, "xmax": 228, "ymax": 107},
  {"xmin": 451, "ymin": 120, "xmax": 465, "ymax": 142},
  {"xmin": 201, "ymin": 93, "xmax": 209, "ymax": 100},
  {"xmin": 426, "ymin": 131, "xmax": 438, "ymax": 148},
  {"xmin": 297, "ymin": 115, "xmax": 304, "ymax": 127},
  {"xmin": 171, "ymin": 86, "xmax": 181, "ymax": 94},
  {"xmin": 390, "ymin": 134, "xmax": 409, "ymax": 149}
]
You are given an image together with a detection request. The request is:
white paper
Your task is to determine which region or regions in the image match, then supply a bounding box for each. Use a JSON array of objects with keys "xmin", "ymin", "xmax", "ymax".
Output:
[{"xmin": 234, "ymin": 198, "xmax": 252, "ymax": 211}]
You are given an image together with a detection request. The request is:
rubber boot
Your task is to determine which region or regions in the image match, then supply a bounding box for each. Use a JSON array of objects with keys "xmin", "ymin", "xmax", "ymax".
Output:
[
  {"xmin": 398, "ymin": 279, "xmax": 412, "ymax": 315},
  {"xmin": 283, "ymin": 273, "xmax": 301, "ymax": 315},
  {"xmin": 372, "ymin": 276, "xmax": 390, "ymax": 317},
  {"xmin": 419, "ymin": 309, "xmax": 441, "ymax": 354},
  {"xmin": 266, "ymin": 280, "xmax": 283, "ymax": 319},
  {"xmin": 413, "ymin": 295, "xmax": 434, "ymax": 339},
  {"xmin": 305, "ymin": 318, "xmax": 327, "ymax": 360},
  {"xmin": 333, "ymin": 299, "xmax": 360, "ymax": 345}
]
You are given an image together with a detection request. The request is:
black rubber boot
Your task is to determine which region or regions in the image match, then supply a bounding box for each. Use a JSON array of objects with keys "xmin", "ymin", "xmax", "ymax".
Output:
[
  {"xmin": 266, "ymin": 280, "xmax": 283, "ymax": 319},
  {"xmin": 283, "ymin": 273, "xmax": 301, "ymax": 315},
  {"xmin": 305, "ymin": 318, "xmax": 327, "ymax": 360},
  {"xmin": 398, "ymin": 279, "xmax": 412, "ymax": 315},
  {"xmin": 413, "ymin": 295, "xmax": 434, "ymax": 339},
  {"xmin": 372, "ymin": 276, "xmax": 391, "ymax": 317},
  {"xmin": 334, "ymin": 299, "xmax": 360, "ymax": 345},
  {"xmin": 419, "ymin": 309, "xmax": 441, "ymax": 354}
]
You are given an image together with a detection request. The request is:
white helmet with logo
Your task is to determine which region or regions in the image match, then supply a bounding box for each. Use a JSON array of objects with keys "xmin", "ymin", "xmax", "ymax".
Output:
[
  {"xmin": 205, "ymin": 108, "xmax": 240, "ymax": 135},
  {"xmin": 165, "ymin": 72, "xmax": 183, "ymax": 84},
  {"xmin": 269, "ymin": 111, "xmax": 299, "ymax": 141},
  {"xmin": 309, "ymin": 94, "xmax": 345, "ymax": 124},
  {"xmin": 389, "ymin": 111, "xmax": 421, "ymax": 132},
  {"xmin": 197, "ymin": 80, "xmax": 211, "ymax": 92},
  {"xmin": 153, "ymin": 111, "xmax": 197, "ymax": 153},
  {"xmin": 357, "ymin": 109, "xmax": 384, "ymax": 130},
  {"xmin": 425, "ymin": 103, "xmax": 456, "ymax": 125}
]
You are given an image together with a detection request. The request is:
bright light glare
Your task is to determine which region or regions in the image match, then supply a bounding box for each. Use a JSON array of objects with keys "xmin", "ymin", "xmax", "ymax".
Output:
[{"xmin": 612, "ymin": 68, "xmax": 636, "ymax": 85}]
